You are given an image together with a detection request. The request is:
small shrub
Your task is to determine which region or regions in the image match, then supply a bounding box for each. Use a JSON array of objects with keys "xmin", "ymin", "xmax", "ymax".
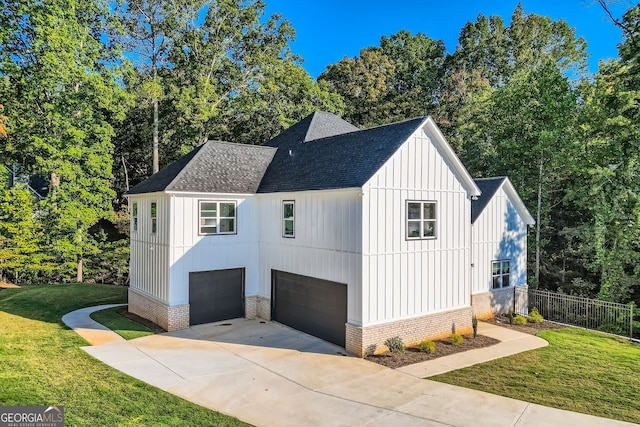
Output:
[
  {"xmin": 527, "ymin": 307, "xmax": 544, "ymax": 323},
  {"xmin": 472, "ymin": 314, "xmax": 478, "ymax": 338},
  {"xmin": 450, "ymin": 333, "xmax": 464, "ymax": 345},
  {"xmin": 513, "ymin": 314, "xmax": 527, "ymax": 325},
  {"xmin": 507, "ymin": 310, "xmax": 514, "ymax": 325},
  {"xmin": 418, "ymin": 340, "xmax": 436, "ymax": 353},
  {"xmin": 384, "ymin": 336, "xmax": 405, "ymax": 354}
]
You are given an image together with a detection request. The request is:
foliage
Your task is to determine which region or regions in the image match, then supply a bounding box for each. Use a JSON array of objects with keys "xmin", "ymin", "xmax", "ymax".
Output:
[
  {"xmin": 527, "ymin": 307, "xmax": 544, "ymax": 323},
  {"xmin": 0, "ymin": 284, "xmax": 250, "ymax": 426},
  {"xmin": 0, "ymin": 0, "xmax": 130, "ymax": 283},
  {"xmin": 418, "ymin": 339, "xmax": 436, "ymax": 354},
  {"xmin": 384, "ymin": 336, "xmax": 405, "ymax": 354},
  {"xmin": 449, "ymin": 333, "xmax": 464, "ymax": 345},
  {"xmin": 432, "ymin": 328, "xmax": 640, "ymax": 424},
  {"xmin": 472, "ymin": 314, "xmax": 478, "ymax": 338},
  {"xmin": 513, "ymin": 315, "xmax": 528, "ymax": 325}
]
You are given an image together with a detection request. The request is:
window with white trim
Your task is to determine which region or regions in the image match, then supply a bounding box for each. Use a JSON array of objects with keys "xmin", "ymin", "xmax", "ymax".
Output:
[
  {"xmin": 406, "ymin": 201, "xmax": 436, "ymax": 239},
  {"xmin": 199, "ymin": 201, "xmax": 236, "ymax": 235},
  {"xmin": 150, "ymin": 202, "xmax": 157, "ymax": 234},
  {"xmin": 132, "ymin": 202, "xmax": 138, "ymax": 232},
  {"xmin": 283, "ymin": 201, "xmax": 294, "ymax": 237},
  {"xmin": 492, "ymin": 260, "xmax": 511, "ymax": 289}
]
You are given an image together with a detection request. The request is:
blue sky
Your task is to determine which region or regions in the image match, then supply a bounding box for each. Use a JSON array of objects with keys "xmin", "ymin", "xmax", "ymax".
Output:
[{"xmin": 264, "ymin": 0, "xmax": 630, "ymax": 78}]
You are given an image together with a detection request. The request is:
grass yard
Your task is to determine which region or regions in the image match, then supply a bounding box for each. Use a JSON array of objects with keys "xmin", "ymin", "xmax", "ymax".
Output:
[
  {"xmin": 432, "ymin": 327, "xmax": 640, "ymax": 424},
  {"xmin": 0, "ymin": 284, "xmax": 251, "ymax": 426},
  {"xmin": 90, "ymin": 306, "xmax": 154, "ymax": 340}
]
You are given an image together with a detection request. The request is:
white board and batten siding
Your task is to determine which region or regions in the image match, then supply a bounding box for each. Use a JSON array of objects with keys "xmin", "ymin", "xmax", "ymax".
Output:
[
  {"xmin": 472, "ymin": 187, "xmax": 529, "ymax": 294},
  {"xmin": 167, "ymin": 193, "xmax": 258, "ymax": 306},
  {"xmin": 361, "ymin": 126, "xmax": 472, "ymax": 326},
  {"xmin": 129, "ymin": 193, "xmax": 171, "ymax": 303},
  {"xmin": 257, "ymin": 189, "xmax": 363, "ymax": 325}
]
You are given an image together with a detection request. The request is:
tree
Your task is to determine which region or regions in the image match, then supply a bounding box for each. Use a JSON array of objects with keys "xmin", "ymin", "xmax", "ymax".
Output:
[
  {"xmin": 319, "ymin": 31, "xmax": 445, "ymax": 128},
  {"xmin": 0, "ymin": 0, "xmax": 130, "ymax": 282}
]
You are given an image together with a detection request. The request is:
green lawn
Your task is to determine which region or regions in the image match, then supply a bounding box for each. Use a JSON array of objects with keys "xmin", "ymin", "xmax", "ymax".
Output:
[
  {"xmin": 432, "ymin": 327, "xmax": 640, "ymax": 424},
  {"xmin": 90, "ymin": 306, "xmax": 154, "ymax": 340},
  {"xmin": 0, "ymin": 284, "xmax": 251, "ymax": 427}
]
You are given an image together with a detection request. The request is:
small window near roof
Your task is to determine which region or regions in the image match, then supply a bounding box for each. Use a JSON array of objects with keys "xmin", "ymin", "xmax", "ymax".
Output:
[
  {"xmin": 150, "ymin": 202, "xmax": 157, "ymax": 234},
  {"xmin": 132, "ymin": 202, "xmax": 138, "ymax": 232},
  {"xmin": 492, "ymin": 260, "xmax": 511, "ymax": 289},
  {"xmin": 406, "ymin": 201, "xmax": 436, "ymax": 239},
  {"xmin": 199, "ymin": 201, "xmax": 236, "ymax": 235},
  {"xmin": 283, "ymin": 201, "xmax": 294, "ymax": 238}
]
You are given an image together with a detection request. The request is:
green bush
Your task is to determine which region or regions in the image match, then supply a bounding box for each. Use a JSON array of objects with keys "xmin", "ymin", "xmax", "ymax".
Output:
[
  {"xmin": 513, "ymin": 314, "xmax": 527, "ymax": 325},
  {"xmin": 527, "ymin": 307, "xmax": 544, "ymax": 323},
  {"xmin": 384, "ymin": 336, "xmax": 405, "ymax": 353},
  {"xmin": 472, "ymin": 314, "xmax": 478, "ymax": 338},
  {"xmin": 450, "ymin": 333, "xmax": 464, "ymax": 345},
  {"xmin": 418, "ymin": 340, "xmax": 436, "ymax": 353}
]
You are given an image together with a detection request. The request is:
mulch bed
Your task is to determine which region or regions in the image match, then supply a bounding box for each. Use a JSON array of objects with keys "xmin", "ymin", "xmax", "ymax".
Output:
[
  {"xmin": 366, "ymin": 317, "xmax": 566, "ymax": 369},
  {"xmin": 366, "ymin": 334, "xmax": 500, "ymax": 369},
  {"xmin": 485, "ymin": 314, "xmax": 566, "ymax": 335},
  {"xmin": 114, "ymin": 306, "xmax": 167, "ymax": 334}
]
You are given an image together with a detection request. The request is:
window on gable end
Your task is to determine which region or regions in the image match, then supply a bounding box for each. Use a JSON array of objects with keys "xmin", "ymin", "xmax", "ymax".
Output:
[
  {"xmin": 283, "ymin": 201, "xmax": 294, "ymax": 238},
  {"xmin": 406, "ymin": 200, "xmax": 436, "ymax": 239}
]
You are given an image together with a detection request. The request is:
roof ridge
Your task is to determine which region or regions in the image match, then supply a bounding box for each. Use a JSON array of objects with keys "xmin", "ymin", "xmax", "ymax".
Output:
[{"xmin": 362, "ymin": 115, "xmax": 427, "ymax": 131}]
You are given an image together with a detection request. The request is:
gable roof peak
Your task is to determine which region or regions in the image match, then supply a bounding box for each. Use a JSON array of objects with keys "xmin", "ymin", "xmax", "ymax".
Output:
[{"xmin": 302, "ymin": 111, "xmax": 360, "ymax": 143}]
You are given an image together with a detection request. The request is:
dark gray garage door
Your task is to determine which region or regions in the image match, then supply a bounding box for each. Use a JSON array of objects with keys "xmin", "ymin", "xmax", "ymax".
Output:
[
  {"xmin": 272, "ymin": 270, "xmax": 347, "ymax": 347},
  {"xmin": 189, "ymin": 268, "xmax": 244, "ymax": 325}
]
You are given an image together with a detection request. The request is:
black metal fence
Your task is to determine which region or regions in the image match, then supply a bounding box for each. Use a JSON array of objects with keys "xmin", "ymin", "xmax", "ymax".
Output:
[{"xmin": 515, "ymin": 287, "xmax": 634, "ymax": 338}]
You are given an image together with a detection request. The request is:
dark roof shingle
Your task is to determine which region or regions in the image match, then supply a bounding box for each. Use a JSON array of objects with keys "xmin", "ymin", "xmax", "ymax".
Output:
[
  {"xmin": 127, "ymin": 141, "xmax": 276, "ymax": 195},
  {"xmin": 471, "ymin": 177, "xmax": 507, "ymax": 223},
  {"xmin": 257, "ymin": 117, "xmax": 426, "ymax": 193}
]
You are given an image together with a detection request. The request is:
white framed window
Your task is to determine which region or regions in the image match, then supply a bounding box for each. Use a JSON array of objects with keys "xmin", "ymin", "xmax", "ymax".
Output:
[
  {"xmin": 283, "ymin": 200, "xmax": 294, "ymax": 238},
  {"xmin": 150, "ymin": 202, "xmax": 157, "ymax": 234},
  {"xmin": 132, "ymin": 202, "xmax": 138, "ymax": 232},
  {"xmin": 492, "ymin": 260, "xmax": 511, "ymax": 289},
  {"xmin": 199, "ymin": 201, "xmax": 236, "ymax": 235},
  {"xmin": 406, "ymin": 200, "xmax": 436, "ymax": 239}
]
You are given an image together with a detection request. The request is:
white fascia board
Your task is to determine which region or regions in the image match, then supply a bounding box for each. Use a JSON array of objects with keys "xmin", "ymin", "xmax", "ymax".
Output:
[
  {"xmin": 502, "ymin": 178, "xmax": 536, "ymax": 225},
  {"xmin": 165, "ymin": 191, "xmax": 255, "ymax": 198},
  {"xmin": 423, "ymin": 117, "xmax": 481, "ymax": 198},
  {"xmin": 255, "ymin": 187, "xmax": 363, "ymax": 196}
]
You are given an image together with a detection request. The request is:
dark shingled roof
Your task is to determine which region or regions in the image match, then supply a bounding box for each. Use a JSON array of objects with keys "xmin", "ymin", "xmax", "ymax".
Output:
[
  {"xmin": 257, "ymin": 116, "xmax": 427, "ymax": 193},
  {"xmin": 127, "ymin": 141, "xmax": 276, "ymax": 195},
  {"xmin": 471, "ymin": 177, "xmax": 507, "ymax": 223},
  {"xmin": 264, "ymin": 111, "xmax": 360, "ymax": 148}
]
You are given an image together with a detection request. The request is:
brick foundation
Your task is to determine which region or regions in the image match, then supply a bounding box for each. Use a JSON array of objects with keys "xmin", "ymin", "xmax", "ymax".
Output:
[
  {"xmin": 257, "ymin": 296, "xmax": 271, "ymax": 320},
  {"xmin": 345, "ymin": 306, "xmax": 474, "ymax": 357},
  {"xmin": 245, "ymin": 296, "xmax": 258, "ymax": 319},
  {"xmin": 472, "ymin": 286, "xmax": 528, "ymax": 320},
  {"xmin": 128, "ymin": 288, "xmax": 189, "ymax": 331}
]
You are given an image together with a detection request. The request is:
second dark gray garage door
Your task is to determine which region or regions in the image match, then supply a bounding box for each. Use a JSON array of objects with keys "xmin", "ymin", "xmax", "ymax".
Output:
[
  {"xmin": 272, "ymin": 270, "xmax": 347, "ymax": 347},
  {"xmin": 189, "ymin": 268, "xmax": 244, "ymax": 325}
]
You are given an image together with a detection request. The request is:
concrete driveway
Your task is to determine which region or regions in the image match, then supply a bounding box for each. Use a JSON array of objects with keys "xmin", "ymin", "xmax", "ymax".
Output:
[{"xmin": 68, "ymin": 308, "xmax": 634, "ymax": 427}]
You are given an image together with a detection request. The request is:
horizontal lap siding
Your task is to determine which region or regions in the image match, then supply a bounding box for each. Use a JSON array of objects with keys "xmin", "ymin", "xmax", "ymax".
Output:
[
  {"xmin": 258, "ymin": 190, "xmax": 363, "ymax": 325},
  {"xmin": 362, "ymin": 129, "xmax": 471, "ymax": 325}
]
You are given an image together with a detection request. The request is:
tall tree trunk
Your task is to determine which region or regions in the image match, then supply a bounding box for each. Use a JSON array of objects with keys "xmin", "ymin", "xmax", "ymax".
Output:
[
  {"xmin": 535, "ymin": 157, "xmax": 543, "ymax": 289},
  {"xmin": 121, "ymin": 155, "xmax": 130, "ymax": 192},
  {"xmin": 76, "ymin": 255, "xmax": 83, "ymax": 283},
  {"xmin": 153, "ymin": 97, "xmax": 159, "ymax": 174}
]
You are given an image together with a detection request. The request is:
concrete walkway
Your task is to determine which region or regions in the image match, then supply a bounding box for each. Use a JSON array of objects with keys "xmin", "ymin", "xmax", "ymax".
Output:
[{"xmin": 63, "ymin": 306, "xmax": 636, "ymax": 427}]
